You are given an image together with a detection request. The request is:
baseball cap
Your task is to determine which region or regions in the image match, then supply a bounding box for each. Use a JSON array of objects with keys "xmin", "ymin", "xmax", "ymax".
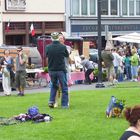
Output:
[{"xmin": 51, "ymin": 32, "xmax": 59, "ymax": 40}]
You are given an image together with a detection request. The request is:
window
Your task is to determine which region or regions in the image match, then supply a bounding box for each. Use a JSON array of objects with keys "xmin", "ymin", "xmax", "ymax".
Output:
[
  {"xmin": 81, "ymin": 0, "xmax": 88, "ymax": 15},
  {"xmin": 129, "ymin": 0, "xmax": 134, "ymax": 16},
  {"xmin": 111, "ymin": 0, "xmax": 118, "ymax": 15},
  {"xmin": 136, "ymin": 0, "xmax": 140, "ymax": 15},
  {"xmin": 72, "ymin": 0, "xmax": 79, "ymax": 15},
  {"xmin": 90, "ymin": 0, "xmax": 96, "ymax": 15},
  {"xmin": 122, "ymin": 0, "xmax": 128, "ymax": 15},
  {"xmin": 101, "ymin": 0, "xmax": 108, "ymax": 15}
]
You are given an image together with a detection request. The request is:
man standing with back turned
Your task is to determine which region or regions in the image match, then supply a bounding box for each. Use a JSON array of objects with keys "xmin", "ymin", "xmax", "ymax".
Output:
[{"xmin": 46, "ymin": 32, "xmax": 69, "ymax": 109}]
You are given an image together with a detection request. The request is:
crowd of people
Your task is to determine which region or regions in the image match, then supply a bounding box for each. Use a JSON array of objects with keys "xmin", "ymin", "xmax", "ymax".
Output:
[{"xmin": 101, "ymin": 44, "xmax": 140, "ymax": 85}]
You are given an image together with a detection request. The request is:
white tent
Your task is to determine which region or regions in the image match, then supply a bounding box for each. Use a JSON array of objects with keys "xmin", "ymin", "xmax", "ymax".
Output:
[{"xmin": 112, "ymin": 32, "xmax": 140, "ymax": 43}]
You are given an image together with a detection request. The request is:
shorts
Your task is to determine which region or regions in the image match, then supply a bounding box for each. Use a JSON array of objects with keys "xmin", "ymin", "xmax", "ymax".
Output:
[{"xmin": 106, "ymin": 66, "xmax": 115, "ymax": 79}]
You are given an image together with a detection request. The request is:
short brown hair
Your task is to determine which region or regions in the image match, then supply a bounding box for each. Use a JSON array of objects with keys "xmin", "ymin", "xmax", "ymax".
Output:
[
  {"xmin": 124, "ymin": 105, "xmax": 140, "ymax": 126},
  {"xmin": 17, "ymin": 46, "xmax": 23, "ymax": 50}
]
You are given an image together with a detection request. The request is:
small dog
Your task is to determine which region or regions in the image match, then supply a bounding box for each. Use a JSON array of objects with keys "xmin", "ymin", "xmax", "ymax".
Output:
[
  {"xmin": 54, "ymin": 81, "xmax": 72, "ymax": 108},
  {"xmin": 54, "ymin": 86, "xmax": 61, "ymax": 108}
]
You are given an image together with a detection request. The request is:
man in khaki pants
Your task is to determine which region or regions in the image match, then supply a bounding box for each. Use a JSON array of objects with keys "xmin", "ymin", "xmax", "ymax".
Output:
[{"xmin": 15, "ymin": 47, "xmax": 27, "ymax": 96}]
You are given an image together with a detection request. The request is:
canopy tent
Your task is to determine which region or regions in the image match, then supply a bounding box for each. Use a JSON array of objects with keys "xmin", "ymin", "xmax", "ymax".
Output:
[{"xmin": 112, "ymin": 32, "xmax": 140, "ymax": 43}]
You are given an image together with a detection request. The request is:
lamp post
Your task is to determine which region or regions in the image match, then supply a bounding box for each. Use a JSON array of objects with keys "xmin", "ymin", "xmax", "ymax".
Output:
[{"xmin": 95, "ymin": 0, "xmax": 105, "ymax": 88}]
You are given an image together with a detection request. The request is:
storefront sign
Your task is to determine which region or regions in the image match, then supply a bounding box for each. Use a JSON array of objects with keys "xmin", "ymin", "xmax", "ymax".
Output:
[
  {"xmin": 71, "ymin": 24, "xmax": 140, "ymax": 33},
  {"xmin": 5, "ymin": 0, "xmax": 26, "ymax": 11}
]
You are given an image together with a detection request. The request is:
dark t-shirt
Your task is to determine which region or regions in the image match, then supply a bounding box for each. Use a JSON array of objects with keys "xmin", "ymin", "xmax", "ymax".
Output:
[
  {"xmin": 46, "ymin": 41, "xmax": 69, "ymax": 72},
  {"xmin": 120, "ymin": 131, "xmax": 140, "ymax": 140}
]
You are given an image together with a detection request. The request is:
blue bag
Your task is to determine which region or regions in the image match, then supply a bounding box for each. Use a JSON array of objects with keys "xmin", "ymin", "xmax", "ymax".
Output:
[{"xmin": 28, "ymin": 106, "xmax": 39, "ymax": 117}]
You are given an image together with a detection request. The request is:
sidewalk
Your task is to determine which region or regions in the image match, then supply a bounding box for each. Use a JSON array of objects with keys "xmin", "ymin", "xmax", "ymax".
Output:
[{"xmin": 0, "ymin": 82, "xmax": 110, "ymax": 96}]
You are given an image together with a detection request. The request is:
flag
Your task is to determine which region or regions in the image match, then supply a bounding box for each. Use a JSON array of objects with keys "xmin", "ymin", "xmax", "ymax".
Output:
[
  {"xmin": 6, "ymin": 21, "xmax": 10, "ymax": 32},
  {"xmin": 30, "ymin": 23, "xmax": 35, "ymax": 36}
]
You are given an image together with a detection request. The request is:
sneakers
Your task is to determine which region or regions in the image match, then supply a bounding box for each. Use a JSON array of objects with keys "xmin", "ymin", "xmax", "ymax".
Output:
[
  {"xmin": 17, "ymin": 93, "xmax": 24, "ymax": 96},
  {"xmin": 131, "ymin": 79, "xmax": 138, "ymax": 82},
  {"xmin": 48, "ymin": 103, "xmax": 54, "ymax": 108},
  {"xmin": 113, "ymin": 79, "xmax": 118, "ymax": 84},
  {"xmin": 54, "ymin": 102, "xmax": 58, "ymax": 108}
]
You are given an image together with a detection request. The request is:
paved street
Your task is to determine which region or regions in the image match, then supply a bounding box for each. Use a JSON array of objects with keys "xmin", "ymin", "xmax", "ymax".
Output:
[{"xmin": 0, "ymin": 82, "xmax": 110, "ymax": 96}]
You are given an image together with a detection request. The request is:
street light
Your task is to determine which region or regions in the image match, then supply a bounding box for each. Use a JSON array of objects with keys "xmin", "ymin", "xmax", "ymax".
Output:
[{"xmin": 95, "ymin": 0, "xmax": 105, "ymax": 88}]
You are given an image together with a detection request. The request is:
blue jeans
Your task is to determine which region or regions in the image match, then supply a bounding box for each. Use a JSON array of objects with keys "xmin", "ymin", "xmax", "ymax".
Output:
[
  {"xmin": 114, "ymin": 66, "xmax": 118, "ymax": 79},
  {"xmin": 131, "ymin": 66, "xmax": 138, "ymax": 78},
  {"xmin": 125, "ymin": 65, "xmax": 131, "ymax": 80},
  {"xmin": 49, "ymin": 71, "xmax": 68, "ymax": 107}
]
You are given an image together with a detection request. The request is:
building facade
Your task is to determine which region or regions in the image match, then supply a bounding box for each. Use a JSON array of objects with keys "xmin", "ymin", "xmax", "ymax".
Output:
[
  {"xmin": 66, "ymin": 0, "xmax": 140, "ymax": 47},
  {"xmin": 0, "ymin": 0, "xmax": 65, "ymax": 45}
]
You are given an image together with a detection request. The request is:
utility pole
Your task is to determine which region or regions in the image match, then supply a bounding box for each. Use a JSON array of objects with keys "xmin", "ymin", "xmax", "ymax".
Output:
[{"xmin": 95, "ymin": 0, "xmax": 105, "ymax": 88}]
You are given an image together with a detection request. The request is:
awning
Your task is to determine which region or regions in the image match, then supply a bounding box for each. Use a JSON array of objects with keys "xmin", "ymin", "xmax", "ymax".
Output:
[{"xmin": 112, "ymin": 32, "xmax": 140, "ymax": 43}]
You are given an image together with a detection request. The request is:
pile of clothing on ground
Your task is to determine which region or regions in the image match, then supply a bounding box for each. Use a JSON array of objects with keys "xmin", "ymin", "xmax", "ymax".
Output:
[{"xmin": 0, "ymin": 106, "xmax": 53, "ymax": 126}]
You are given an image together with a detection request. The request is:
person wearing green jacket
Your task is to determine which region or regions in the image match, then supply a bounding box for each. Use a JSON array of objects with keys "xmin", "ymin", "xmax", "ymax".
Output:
[{"xmin": 130, "ymin": 49, "xmax": 139, "ymax": 82}]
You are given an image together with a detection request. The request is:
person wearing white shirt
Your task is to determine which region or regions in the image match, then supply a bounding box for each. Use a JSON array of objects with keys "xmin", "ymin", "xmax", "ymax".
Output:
[{"xmin": 112, "ymin": 48, "xmax": 122, "ymax": 81}]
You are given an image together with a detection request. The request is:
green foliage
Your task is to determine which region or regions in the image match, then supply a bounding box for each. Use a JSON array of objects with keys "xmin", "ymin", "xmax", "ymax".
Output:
[
  {"xmin": 93, "ymin": 68, "xmax": 107, "ymax": 81},
  {"xmin": 116, "ymin": 99, "xmax": 126, "ymax": 107},
  {"xmin": 0, "ymin": 82, "xmax": 139, "ymax": 140},
  {"xmin": 43, "ymin": 66, "xmax": 48, "ymax": 73}
]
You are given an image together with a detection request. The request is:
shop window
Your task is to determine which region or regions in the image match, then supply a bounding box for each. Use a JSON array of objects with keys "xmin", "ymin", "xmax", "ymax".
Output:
[
  {"xmin": 136, "ymin": 0, "xmax": 140, "ymax": 15},
  {"xmin": 129, "ymin": 0, "xmax": 134, "ymax": 16},
  {"xmin": 90, "ymin": 0, "xmax": 96, "ymax": 15},
  {"xmin": 101, "ymin": 0, "xmax": 108, "ymax": 15},
  {"xmin": 122, "ymin": 0, "xmax": 128, "ymax": 15},
  {"xmin": 72, "ymin": 0, "xmax": 79, "ymax": 15},
  {"xmin": 111, "ymin": 0, "xmax": 118, "ymax": 15},
  {"xmin": 81, "ymin": 0, "xmax": 88, "ymax": 15}
]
